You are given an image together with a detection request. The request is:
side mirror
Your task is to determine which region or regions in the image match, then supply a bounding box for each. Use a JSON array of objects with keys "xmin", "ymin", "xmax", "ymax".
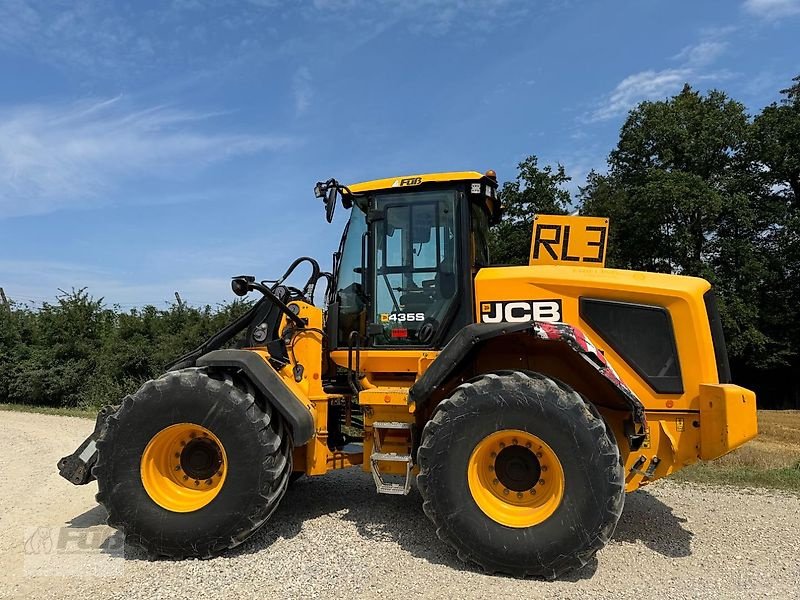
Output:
[{"xmin": 325, "ymin": 186, "xmax": 338, "ymax": 223}]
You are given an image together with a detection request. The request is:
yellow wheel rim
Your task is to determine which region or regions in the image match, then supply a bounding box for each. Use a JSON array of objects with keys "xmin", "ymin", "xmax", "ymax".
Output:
[
  {"xmin": 140, "ymin": 423, "xmax": 227, "ymax": 513},
  {"xmin": 467, "ymin": 429, "xmax": 565, "ymax": 528}
]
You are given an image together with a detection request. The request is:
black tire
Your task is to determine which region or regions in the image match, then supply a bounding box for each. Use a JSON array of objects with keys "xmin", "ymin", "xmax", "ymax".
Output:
[
  {"xmin": 417, "ymin": 370, "xmax": 624, "ymax": 579},
  {"xmin": 94, "ymin": 367, "xmax": 292, "ymax": 558}
]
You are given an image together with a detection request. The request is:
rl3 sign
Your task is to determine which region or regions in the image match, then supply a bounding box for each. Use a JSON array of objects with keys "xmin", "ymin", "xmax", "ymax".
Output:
[{"xmin": 529, "ymin": 215, "xmax": 609, "ymax": 268}]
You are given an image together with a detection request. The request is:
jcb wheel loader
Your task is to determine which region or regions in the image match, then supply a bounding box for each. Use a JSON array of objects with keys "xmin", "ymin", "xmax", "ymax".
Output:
[{"xmin": 58, "ymin": 170, "xmax": 758, "ymax": 579}]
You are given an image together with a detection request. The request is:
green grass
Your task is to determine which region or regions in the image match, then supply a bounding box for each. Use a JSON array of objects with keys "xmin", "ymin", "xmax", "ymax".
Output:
[
  {"xmin": 0, "ymin": 403, "xmax": 97, "ymax": 419},
  {"xmin": 674, "ymin": 410, "xmax": 800, "ymax": 492}
]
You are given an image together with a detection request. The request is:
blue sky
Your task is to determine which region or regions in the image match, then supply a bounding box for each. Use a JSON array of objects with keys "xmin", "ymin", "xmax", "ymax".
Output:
[{"xmin": 0, "ymin": 0, "xmax": 798, "ymax": 308}]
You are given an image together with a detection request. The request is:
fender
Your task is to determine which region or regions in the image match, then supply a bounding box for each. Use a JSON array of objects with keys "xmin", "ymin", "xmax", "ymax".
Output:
[
  {"xmin": 408, "ymin": 322, "xmax": 647, "ymax": 450},
  {"xmin": 197, "ymin": 349, "xmax": 315, "ymax": 445}
]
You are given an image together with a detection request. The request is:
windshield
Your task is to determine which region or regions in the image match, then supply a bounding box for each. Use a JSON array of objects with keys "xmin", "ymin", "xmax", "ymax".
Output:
[{"xmin": 334, "ymin": 202, "xmax": 368, "ymax": 346}]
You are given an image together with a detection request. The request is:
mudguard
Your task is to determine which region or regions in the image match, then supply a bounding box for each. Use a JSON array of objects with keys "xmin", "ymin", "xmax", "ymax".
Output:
[
  {"xmin": 409, "ymin": 321, "xmax": 647, "ymax": 449},
  {"xmin": 197, "ymin": 349, "xmax": 315, "ymax": 445}
]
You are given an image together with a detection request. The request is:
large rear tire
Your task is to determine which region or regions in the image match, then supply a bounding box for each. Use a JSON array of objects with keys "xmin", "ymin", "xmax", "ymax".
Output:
[
  {"xmin": 417, "ymin": 370, "xmax": 624, "ymax": 579},
  {"xmin": 94, "ymin": 367, "xmax": 291, "ymax": 558}
]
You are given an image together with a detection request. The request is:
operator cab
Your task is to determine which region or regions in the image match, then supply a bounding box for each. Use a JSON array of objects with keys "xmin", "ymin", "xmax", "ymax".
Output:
[{"xmin": 319, "ymin": 171, "xmax": 500, "ymax": 351}]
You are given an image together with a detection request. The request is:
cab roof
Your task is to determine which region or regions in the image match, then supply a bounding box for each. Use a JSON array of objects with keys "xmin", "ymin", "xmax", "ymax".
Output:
[{"xmin": 346, "ymin": 170, "xmax": 495, "ymax": 194}]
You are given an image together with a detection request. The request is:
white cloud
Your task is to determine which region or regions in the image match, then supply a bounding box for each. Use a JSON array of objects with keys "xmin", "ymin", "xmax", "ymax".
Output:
[
  {"xmin": 673, "ymin": 40, "xmax": 728, "ymax": 67},
  {"xmin": 589, "ymin": 25, "xmax": 736, "ymax": 123},
  {"xmin": 292, "ymin": 67, "xmax": 313, "ymax": 115},
  {"xmin": 590, "ymin": 69, "xmax": 693, "ymax": 121},
  {"xmin": 0, "ymin": 97, "xmax": 297, "ymax": 218},
  {"xmin": 743, "ymin": 0, "xmax": 800, "ymax": 19}
]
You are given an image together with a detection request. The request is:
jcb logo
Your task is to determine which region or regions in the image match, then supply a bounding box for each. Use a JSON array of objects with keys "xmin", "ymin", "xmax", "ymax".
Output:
[
  {"xmin": 393, "ymin": 177, "xmax": 423, "ymax": 187},
  {"xmin": 480, "ymin": 299, "xmax": 562, "ymax": 324}
]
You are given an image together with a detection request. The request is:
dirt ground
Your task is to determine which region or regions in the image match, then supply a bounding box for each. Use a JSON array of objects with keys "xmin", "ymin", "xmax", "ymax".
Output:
[{"xmin": 1, "ymin": 410, "xmax": 798, "ymax": 600}]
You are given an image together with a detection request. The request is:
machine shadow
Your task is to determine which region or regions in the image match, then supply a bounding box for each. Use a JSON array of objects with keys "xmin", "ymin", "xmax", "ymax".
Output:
[
  {"xmin": 66, "ymin": 504, "xmax": 108, "ymax": 529},
  {"xmin": 612, "ymin": 488, "xmax": 693, "ymax": 558},
  {"xmin": 66, "ymin": 470, "xmax": 691, "ymax": 573},
  {"xmin": 233, "ymin": 468, "xmax": 599, "ymax": 581}
]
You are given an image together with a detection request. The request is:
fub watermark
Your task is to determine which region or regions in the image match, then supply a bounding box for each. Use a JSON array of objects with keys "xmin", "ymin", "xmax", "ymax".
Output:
[{"xmin": 23, "ymin": 525, "xmax": 125, "ymax": 577}]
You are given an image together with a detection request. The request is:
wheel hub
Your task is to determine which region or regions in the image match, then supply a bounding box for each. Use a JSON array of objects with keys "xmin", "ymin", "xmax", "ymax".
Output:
[
  {"xmin": 180, "ymin": 438, "xmax": 223, "ymax": 481},
  {"xmin": 140, "ymin": 423, "xmax": 227, "ymax": 513},
  {"xmin": 467, "ymin": 429, "xmax": 565, "ymax": 528},
  {"xmin": 494, "ymin": 445, "xmax": 541, "ymax": 492}
]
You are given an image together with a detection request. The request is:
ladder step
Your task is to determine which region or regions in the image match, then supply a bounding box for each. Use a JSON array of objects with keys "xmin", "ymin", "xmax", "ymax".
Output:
[
  {"xmin": 376, "ymin": 483, "xmax": 410, "ymax": 495},
  {"xmin": 371, "ymin": 452, "xmax": 412, "ymax": 462},
  {"xmin": 372, "ymin": 421, "xmax": 413, "ymax": 430}
]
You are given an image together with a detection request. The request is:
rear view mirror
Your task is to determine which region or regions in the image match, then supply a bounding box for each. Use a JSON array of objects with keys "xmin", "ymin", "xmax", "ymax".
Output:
[{"xmin": 325, "ymin": 187, "xmax": 338, "ymax": 223}]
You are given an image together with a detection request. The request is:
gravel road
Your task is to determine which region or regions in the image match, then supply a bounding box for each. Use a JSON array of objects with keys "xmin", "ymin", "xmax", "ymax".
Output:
[{"xmin": 1, "ymin": 410, "xmax": 798, "ymax": 600}]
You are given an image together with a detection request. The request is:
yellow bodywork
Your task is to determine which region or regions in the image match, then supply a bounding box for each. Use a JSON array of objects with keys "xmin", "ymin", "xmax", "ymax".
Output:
[
  {"xmin": 473, "ymin": 262, "xmax": 758, "ymax": 490},
  {"xmin": 259, "ymin": 197, "xmax": 756, "ymax": 495},
  {"xmin": 347, "ymin": 171, "xmax": 488, "ymax": 194}
]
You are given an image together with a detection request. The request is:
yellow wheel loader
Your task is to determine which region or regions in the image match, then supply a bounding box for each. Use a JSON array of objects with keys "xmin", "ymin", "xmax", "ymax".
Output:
[{"xmin": 58, "ymin": 170, "xmax": 758, "ymax": 578}]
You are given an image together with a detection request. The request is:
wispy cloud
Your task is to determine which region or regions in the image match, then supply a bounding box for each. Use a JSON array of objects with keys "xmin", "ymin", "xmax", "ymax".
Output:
[
  {"xmin": 292, "ymin": 66, "xmax": 313, "ymax": 115},
  {"xmin": 311, "ymin": 0, "xmax": 536, "ymax": 35},
  {"xmin": 0, "ymin": 97, "xmax": 298, "ymax": 218},
  {"xmin": 588, "ymin": 26, "xmax": 735, "ymax": 122},
  {"xmin": 743, "ymin": 0, "xmax": 800, "ymax": 19},
  {"xmin": 673, "ymin": 40, "xmax": 729, "ymax": 67},
  {"xmin": 590, "ymin": 68, "xmax": 693, "ymax": 121}
]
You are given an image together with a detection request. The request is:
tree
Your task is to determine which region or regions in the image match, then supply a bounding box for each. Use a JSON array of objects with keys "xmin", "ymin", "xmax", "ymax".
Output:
[
  {"xmin": 489, "ymin": 155, "xmax": 571, "ymax": 265},
  {"xmin": 746, "ymin": 75, "xmax": 800, "ymax": 403},
  {"xmin": 579, "ymin": 84, "xmax": 779, "ymax": 372}
]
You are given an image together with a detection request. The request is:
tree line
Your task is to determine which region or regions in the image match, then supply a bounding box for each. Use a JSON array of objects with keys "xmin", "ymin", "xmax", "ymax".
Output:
[
  {"xmin": 0, "ymin": 290, "xmax": 251, "ymax": 408},
  {"xmin": 491, "ymin": 76, "xmax": 800, "ymax": 408}
]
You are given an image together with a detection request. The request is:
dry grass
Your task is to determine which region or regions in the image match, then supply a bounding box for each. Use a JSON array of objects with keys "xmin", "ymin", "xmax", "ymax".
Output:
[{"xmin": 676, "ymin": 410, "xmax": 800, "ymax": 491}]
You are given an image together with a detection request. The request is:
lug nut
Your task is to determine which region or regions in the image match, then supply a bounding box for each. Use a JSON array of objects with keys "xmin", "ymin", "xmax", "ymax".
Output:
[
  {"xmin": 488, "ymin": 465, "xmax": 494, "ymax": 471},
  {"xmin": 490, "ymin": 452, "xmax": 497, "ymax": 458},
  {"xmin": 503, "ymin": 488, "xmax": 509, "ymax": 495},
  {"xmin": 174, "ymin": 465, "xmax": 181, "ymax": 471},
  {"xmin": 182, "ymin": 475, "xmax": 189, "ymax": 481},
  {"xmin": 539, "ymin": 479, "xmax": 545, "ymax": 485},
  {"xmin": 525, "ymin": 442, "xmax": 532, "ymax": 448},
  {"xmin": 530, "ymin": 489, "xmax": 537, "ymax": 495},
  {"xmin": 492, "ymin": 478, "xmax": 498, "ymax": 485},
  {"xmin": 516, "ymin": 492, "xmax": 523, "ymax": 499},
  {"xmin": 174, "ymin": 452, "xmax": 180, "ymax": 458},
  {"xmin": 499, "ymin": 442, "xmax": 505, "ymax": 449},
  {"xmin": 541, "ymin": 465, "xmax": 548, "ymax": 472},
  {"xmin": 205, "ymin": 479, "xmax": 213, "ymax": 486},
  {"xmin": 180, "ymin": 441, "xmax": 186, "ymax": 446},
  {"xmin": 536, "ymin": 452, "xmax": 543, "ymax": 458},
  {"xmin": 189, "ymin": 432, "xmax": 196, "ymax": 439},
  {"xmin": 194, "ymin": 480, "xmax": 200, "ymax": 486},
  {"xmin": 512, "ymin": 438, "xmax": 518, "ymax": 445}
]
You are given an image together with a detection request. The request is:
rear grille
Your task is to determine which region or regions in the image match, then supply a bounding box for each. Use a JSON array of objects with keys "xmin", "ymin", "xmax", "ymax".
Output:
[{"xmin": 704, "ymin": 290, "xmax": 732, "ymax": 383}]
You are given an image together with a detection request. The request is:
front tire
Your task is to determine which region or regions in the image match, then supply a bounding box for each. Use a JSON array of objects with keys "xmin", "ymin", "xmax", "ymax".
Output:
[
  {"xmin": 94, "ymin": 367, "xmax": 292, "ymax": 558},
  {"xmin": 417, "ymin": 370, "xmax": 624, "ymax": 579}
]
